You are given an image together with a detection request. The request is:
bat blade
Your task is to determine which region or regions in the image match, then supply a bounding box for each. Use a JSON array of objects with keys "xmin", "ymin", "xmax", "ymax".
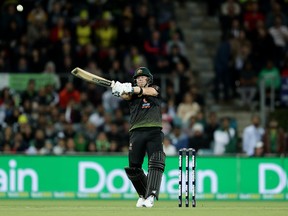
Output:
[{"xmin": 71, "ymin": 67, "xmax": 113, "ymax": 88}]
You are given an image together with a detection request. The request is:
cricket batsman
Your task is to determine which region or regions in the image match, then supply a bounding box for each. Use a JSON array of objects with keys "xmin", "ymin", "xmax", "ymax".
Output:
[{"xmin": 111, "ymin": 67, "xmax": 165, "ymax": 208}]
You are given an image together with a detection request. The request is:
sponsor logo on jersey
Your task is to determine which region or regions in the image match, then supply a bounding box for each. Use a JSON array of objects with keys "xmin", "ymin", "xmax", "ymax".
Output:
[{"xmin": 142, "ymin": 98, "xmax": 150, "ymax": 109}]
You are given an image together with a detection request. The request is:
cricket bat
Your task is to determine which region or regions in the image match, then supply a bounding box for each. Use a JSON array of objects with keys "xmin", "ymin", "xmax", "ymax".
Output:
[{"xmin": 71, "ymin": 67, "xmax": 114, "ymax": 88}]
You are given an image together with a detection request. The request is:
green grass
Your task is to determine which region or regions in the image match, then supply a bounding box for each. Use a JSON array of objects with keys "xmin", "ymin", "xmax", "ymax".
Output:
[{"xmin": 0, "ymin": 200, "xmax": 287, "ymax": 216}]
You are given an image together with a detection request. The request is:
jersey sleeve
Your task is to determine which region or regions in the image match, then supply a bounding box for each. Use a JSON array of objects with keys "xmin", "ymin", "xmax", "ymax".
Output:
[{"xmin": 151, "ymin": 85, "xmax": 160, "ymax": 93}]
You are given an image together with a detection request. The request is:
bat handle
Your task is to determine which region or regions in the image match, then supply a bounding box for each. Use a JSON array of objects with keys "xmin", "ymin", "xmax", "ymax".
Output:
[{"xmin": 111, "ymin": 80, "xmax": 115, "ymax": 88}]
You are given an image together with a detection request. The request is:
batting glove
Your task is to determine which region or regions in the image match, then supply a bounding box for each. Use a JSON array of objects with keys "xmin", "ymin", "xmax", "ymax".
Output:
[
  {"xmin": 122, "ymin": 82, "xmax": 133, "ymax": 94},
  {"xmin": 112, "ymin": 81, "xmax": 124, "ymax": 97}
]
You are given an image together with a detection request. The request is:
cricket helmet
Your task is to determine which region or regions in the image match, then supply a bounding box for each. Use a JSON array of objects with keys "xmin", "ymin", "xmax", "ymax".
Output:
[{"xmin": 133, "ymin": 67, "xmax": 153, "ymax": 84}]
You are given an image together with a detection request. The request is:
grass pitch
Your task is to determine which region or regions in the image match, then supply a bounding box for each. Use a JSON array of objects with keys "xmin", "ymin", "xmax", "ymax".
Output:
[{"xmin": 0, "ymin": 200, "xmax": 287, "ymax": 216}]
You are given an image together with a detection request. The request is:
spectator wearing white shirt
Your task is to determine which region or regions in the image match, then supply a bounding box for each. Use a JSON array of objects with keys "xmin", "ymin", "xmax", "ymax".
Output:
[
  {"xmin": 268, "ymin": 16, "xmax": 288, "ymax": 48},
  {"xmin": 213, "ymin": 117, "xmax": 237, "ymax": 155},
  {"xmin": 242, "ymin": 115, "xmax": 265, "ymax": 156}
]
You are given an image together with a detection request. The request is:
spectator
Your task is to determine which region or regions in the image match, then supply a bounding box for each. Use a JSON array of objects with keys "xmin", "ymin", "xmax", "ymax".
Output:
[
  {"xmin": 242, "ymin": 115, "xmax": 265, "ymax": 156},
  {"xmin": 116, "ymin": 16, "xmax": 138, "ymax": 53},
  {"xmin": 266, "ymin": 2, "xmax": 288, "ymax": 28},
  {"xmin": 74, "ymin": 132, "xmax": 88, "ymax": 152},
  {"xmin": 16, "ymin": 57, "xmax": 29, "ymax": 73},
  {"xmin": 0, "ymin": 87, "xmax": 15, "ymax": 107},
  {"xmin": 162, "ymin": 19, "xmax": 184, "ymax": 42},
  {"xmin": 134, "ymin": 3, "xmax": 150, "ymax": 47},
  {"xmin": 250, "ymin": 20, "xmax": 276, "ymax": 71},
  {"xmin": 254, "ymin": 141, "xmax": 264, "ymax": 157},
  {"xmin": 44, "ymin": 121, "xmax": 57, "ymax": 141},
  {"xmin": 55, "ymin": 41, "xmax": 76, "ymax": 74},
  {"xmin": 43, "ymin": 61, "xmax": 61, "ymax": 90},
  {"xmin": 74, "ymin": 9, "xmax": 92, "ymax": 49},
  {"xmin": 21, "ymin": 124, "xmax": 34, "ymax": 147},
  {"xmin": 78, "ymin": 43, "xmax": 98, "ymax": 69},
  {"xmin": 49, "ymin": 16, "xmax": 66, "ymax": 44},
  {"xmin": 263, "ymin": 118, "xmax": 286, "ymax": 155},
  {"xmin": 83, "ymin": 122, "xmax": 98, "ymax": 142},
  {"xmin": 219, "ymin": 0, "xmax": 241, "ymax": 35},
  {"xmin": 168, "ymin": 125, "xmax": 189, "ymax": 151},
  {"xmin": 4, "ymin": 19, "xmax": 23, "ymax": 46},
  {"xmin": 243, "ymin": 2, "xmax": 265, "ymax": 32},
  {"xmin": 213, "ymin": 117, "xmax": 237, "ymax": 155},
  {"xmin": 29, "ymin": 48, "xmax": 44, "ymax": 72},
  {"xmin": 189, "ymin": 86, "xmax": 205, "ymax": 108},
  {"xmin": 155, "ymin": 0, "xmax": 175, "ymax": 27},
  {"xmin": 225, "ymin": 18, "xmax": 242, "ymax": 39},
  {"xmin": 66, "ymin": 137, "xmax": 76, "ymax": 154},
  {"xmin": 268, "ymin": 15, "xmax": 288, "ymax": 66},
  {"xmin": 230, "ymin": 30, "xmax": 252, "ymax": 96},
  {"xmin": 26, "ymin": 2, "xmax": 48, "ymax": 46},
  {"xmin": 59, "ymin": 82, "xmax": 81, "ymax": 109},
  {"xmin": 124, "ymin": 46, "xmax": 148, "ymax": 75},
  {"xmin": 98, "ymin": 47, "xmax": 120, "ymax": 74},
  {"xmin": 12, "ymin": 132, "xmax": 28, "ymax": 153},
  {"xmin": 53, "ymin": 132, "xmax": 66, "ymax": 155},
  {"xmin": 94, "ymin": 11, "xmax": 118, "ymax": 54},
  {"xmin": 281, "ymin": 57, "xmax": 288, "ymax": 77},
  {"xmin": 205, "ymin": 111, "xmax": 220, "ymax": 146},
  {"xmin": 47, "ymin": 1, "xmax": 65, "ymax": 28},
  {"xmin": 95, "ymin": 131, "xmax": 110, "ymax": 152},
  {"xmin": 86, "ymin": 140, "xmax": 97, "ymax": 153},
  {"xmin": 258, "ymin": 60, "xmax": 281, "ymax": 90},
  {"xmin": 162, "ymin": 113, "xmax": 173, "ymax": 136},
  {"xmin": 106, "ymin": 121, "xmax": 123, "ymax": 150},
  {"xmin": 167, "ymin": 44, "xmax": 190, "ymax": 71},
  {"xmin": 1, "ymin": 3, "xmax": 24, "ymax": 43},
  {"xmin": 163, "ymin": 136, "xmax": 177, "ymax": 156},
  {"xmin": 27, "ymin": 128, "xmax": 46, "ymax": 154},
  {"xmin": 39, "ymin": 140, "xmax": 53, "ymax": 155},
  {"xmin": 102, "ymin": 89, "xmax": 121, "ymax": 113},
  {"xmin": 220, "ymin": 0, "xmax": 241, "ymax": 17},
  {"xmin": 166, "ymin": 32, "xmax": 186, "ymax": 56},
  {"xmin": 237, "ymin": 61, "xmax": 258, "ymax": 109},
  {"xmin": 188, "ymin": 123, "xmax": 210, "ymax": 153},
  {"xmin": 213, "ymin": 36, "xmax": 232, "ymax": 102},
  {"xmin": 143, "ymin": 30, "xmax": 167, "ymax": 69},
  {"xmin": 177, "ymin": 92, "xmax": 201, "ymax": 126},
  {"xmin": 107, "ymin": 59, "xmax": 126, "ymax": 82}
]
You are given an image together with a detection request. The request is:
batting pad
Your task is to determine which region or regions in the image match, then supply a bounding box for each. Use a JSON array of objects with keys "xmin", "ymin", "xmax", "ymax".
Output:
[
  {"xmin": 124, "ymin": 167, "xmax": 147, "ymax": 197},
  {"xmin": 145, "ymin": 151, "xmax": 166, "ymax": 200}
]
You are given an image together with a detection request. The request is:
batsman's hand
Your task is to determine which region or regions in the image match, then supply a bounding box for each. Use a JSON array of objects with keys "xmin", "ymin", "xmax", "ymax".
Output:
[
  {"xmin": 122, "ymin": 82, "xmax": 133, "ymax": 94},
  {"xmin": 112, "ymin": 81, "xmax": 124, "ymax": 97}
]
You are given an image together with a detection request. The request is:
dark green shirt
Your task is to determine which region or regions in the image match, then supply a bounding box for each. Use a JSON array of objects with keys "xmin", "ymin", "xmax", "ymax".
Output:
[{"xmin": 129, "ymin": 85, "xmax": 162, "ymax": 131}]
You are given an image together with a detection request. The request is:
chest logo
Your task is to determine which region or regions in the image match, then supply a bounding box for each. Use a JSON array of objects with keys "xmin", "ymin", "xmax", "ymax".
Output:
[{"xmin": 142, "ymin": 98, "xmax": 150, "ymax": 109}]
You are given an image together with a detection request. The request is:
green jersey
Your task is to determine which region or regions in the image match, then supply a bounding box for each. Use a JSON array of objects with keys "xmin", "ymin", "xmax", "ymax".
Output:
[{"xmin": 128, "ymin": 85, "xmax": 162, "ymax": 131}]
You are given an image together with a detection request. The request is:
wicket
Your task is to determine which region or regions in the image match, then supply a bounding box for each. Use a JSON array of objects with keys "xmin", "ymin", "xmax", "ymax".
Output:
[{"xmin": 178, "ymin": 148, "xmax": 196, "ymax": 207}]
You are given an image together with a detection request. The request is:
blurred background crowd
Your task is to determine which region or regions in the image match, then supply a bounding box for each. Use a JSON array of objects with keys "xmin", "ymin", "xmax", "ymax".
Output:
[{"xmin": 0, "ymin": 0, "xmax": 287, "ymax": 157}]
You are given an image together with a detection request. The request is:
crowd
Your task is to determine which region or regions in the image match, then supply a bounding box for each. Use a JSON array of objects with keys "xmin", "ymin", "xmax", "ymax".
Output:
[
  {"xmin": 213, "ymin": 0, "xmax": 288, "ymax": 107},
  {"xmin": 0, "ymin": 0, "xmax": 287, "ymax": 156}
]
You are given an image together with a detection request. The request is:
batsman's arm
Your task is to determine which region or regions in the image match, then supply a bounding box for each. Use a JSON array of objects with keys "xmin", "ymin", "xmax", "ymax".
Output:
[
  {"xmin": 121, "ymin": 86, "xmax": 159, "ymax": 100},
  {"xmin": 134, "ymin": 86, "xmax": 159, "ymax": 96}
]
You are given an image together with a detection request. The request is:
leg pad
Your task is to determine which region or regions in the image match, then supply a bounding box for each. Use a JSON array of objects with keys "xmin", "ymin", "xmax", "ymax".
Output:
[
  {"xmin": 145, "ymin": 151, "xmax": 166, "ymax": 199},
  {"xmin": 125, "ymin": 167, "xmax": 147, "ymax": 197}
]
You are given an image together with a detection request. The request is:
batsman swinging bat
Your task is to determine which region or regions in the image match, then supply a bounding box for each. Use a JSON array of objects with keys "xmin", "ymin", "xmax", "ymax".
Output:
[{"xmin": 71, "ymin": 67, "xmax": 114, "ymax": 88}]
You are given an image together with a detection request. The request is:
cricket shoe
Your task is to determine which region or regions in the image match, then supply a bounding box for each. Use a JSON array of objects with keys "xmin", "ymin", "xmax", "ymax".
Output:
[
  {"xmin": 142, "ymin": 195, "xmax": 155, "ymax": 208},
  {"xmin": 136, "ymin": 197, "xmax": 145, "ymax": 208}
]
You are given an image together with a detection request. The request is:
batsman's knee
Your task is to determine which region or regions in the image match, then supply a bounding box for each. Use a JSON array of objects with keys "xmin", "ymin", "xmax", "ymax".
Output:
[{"xmin": 149, "ymin": 151, "xmax": 166, "ymax": 171}]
